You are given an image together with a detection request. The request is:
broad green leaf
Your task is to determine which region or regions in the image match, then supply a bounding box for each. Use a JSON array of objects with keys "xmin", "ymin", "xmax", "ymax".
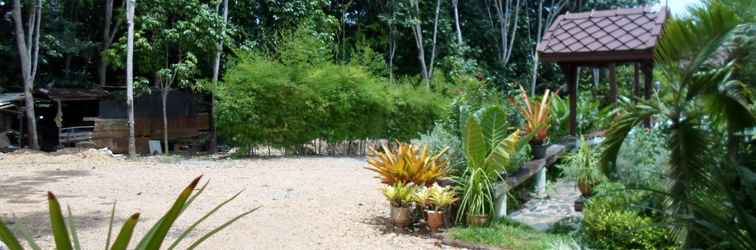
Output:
[
  {"xmin": 48, "ymin": 192, "xmax": 73, "ymax": 250},
  {"xmin": 110, "ymin": 213, "xmax": 140, "ymax": 250},
  {"xmin": 186, "ymin": 206, "xmax": 261, "ymax": 250},
  {"xmin": 483, "ymin": 130, "xmax": 521, "ymax": 174},
  {"xmin": 478, "ymin": 106, "xmax": 508, "ymax": 149},
  {"xmin": 0, "ymin": 217, "xmax": 23, "ymax": 250},
  {"xmin": 464, "ymin": 117, "xmax": 487, "ymax": 168}
]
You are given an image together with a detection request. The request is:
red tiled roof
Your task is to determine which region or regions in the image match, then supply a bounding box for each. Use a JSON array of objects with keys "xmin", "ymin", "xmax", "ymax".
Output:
[{"xmin": 537, "ymin": 7, "xmax": 668, "ymax": 63}]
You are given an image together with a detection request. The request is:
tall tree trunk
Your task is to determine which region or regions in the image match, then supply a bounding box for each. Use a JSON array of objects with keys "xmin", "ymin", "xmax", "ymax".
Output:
[
  {"xmin": 428, "ymin": 0, "xmax": 442, "ymax": 79},
  {"xmin": 101, "ymin": 0, "xmax": 123, "ymax": 86},
  {"xmin": 99, "ymin": 0, "xmax": 113, "ymax": 86},
  {"xmin": 126, "ymin": 0, "xmax": 136, "ymax": 157},
  {"xmin": 209, "ymin": 0, "xmax": 229, "ymax": 154},
  {"xmin": 494, "ymin": 0, "xmax": 521, "ymax": 65},
  {"xmin": 162, "ymin": 88, "xmax": 169, "ymax": 154},
  {"xmin": 12, "ymin": 0, "xmax": 40, "ymax": 150},
  {"xmin": 452, "ymin": 0, "xmax": 463, "ymax": 44},
  {"xmin": 410, "ymin": 0, "xmax": 430, "ymax": 85},
  {"xmin": 387, "ymin": 0, "xmax": 397, "ymax": 83},
  {"xmin": 530, "ymin": 0, "xmax": 566, "ymax": 95}
]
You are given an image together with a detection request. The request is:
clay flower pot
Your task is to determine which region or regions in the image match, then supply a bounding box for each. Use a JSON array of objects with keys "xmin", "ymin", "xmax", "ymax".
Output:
[
  {"xmin": 466, "ymin": 214, "xmax": 489, "ymax": 226},
  {"xmin": 426, "ymin": 210, "xmax": 445, "ymax": 233},
  {"xmin": 390, "ymin": 206, "xmax": 412, "ymax": 227}
]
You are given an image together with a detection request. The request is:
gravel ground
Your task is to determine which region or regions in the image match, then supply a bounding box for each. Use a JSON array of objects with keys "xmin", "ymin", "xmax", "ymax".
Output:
[{"xmin": 0, "ymin": 150, "xmax": 455, "ymax": 249}]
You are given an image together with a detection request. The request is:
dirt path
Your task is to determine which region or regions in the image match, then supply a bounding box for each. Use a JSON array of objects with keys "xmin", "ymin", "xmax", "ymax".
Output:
[{"xmin": 0, "ymin": 151, "xmax": 454, "ymax": 249}]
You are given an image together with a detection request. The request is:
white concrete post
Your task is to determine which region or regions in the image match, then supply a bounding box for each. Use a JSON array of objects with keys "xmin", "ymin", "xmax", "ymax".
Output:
[
  {"xmin": 494, "ymin": 183, "xmax": 508, "ymax": 218},
  {"xmin": 534, "ymin": 167, "xmax": 547, "ymax": 199}
]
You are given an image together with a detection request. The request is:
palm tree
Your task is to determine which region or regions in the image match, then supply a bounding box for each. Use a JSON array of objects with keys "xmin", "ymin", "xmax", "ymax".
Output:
[{"xmin": 600, "ymin": 1, "xmax": 754, "ymax": 247}]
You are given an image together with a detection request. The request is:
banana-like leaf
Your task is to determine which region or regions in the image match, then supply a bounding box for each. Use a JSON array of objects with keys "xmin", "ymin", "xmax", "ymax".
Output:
[
  {"xmin": 478, "ymin": 106, "xmax": 509, "ymax": 150},
  {"xmin": 110, "ymin": 213, "xmax": 140, "ymax": 250},
  {"xmin": 48, "ymin": 192, "xmax": 73, "ymax": 250},
  {"xmin": 483, "ymin": 130, "xmax": 521, "ymax": 175},
  {"xmin": 464, "ymin": 116, "xmax": 487, "ymax": 168},
  {"xmin": 135, "ymin": 176, "xmax": 201, "ymax": 250},
  {"xmin": 186, "ymin": 206, "xmax": 261, "ymax": 250},
  {"xmin": 0, "ymin": 217, "xmax": 23, "ymax": 250}
]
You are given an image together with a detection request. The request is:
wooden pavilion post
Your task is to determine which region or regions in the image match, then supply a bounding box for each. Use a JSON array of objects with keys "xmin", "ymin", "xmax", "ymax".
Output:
[
  {"xmin": 633, "ymin": 63, "xmax": 641, "ymax": 100},
  {"xmin": 608, "ymin": 63, "xmax": 618, "ymax": 103},
  {"xmin": 642, "ymin": 61, "xmax": 654, "ymax": 127},
  {"xmin": 560, "ymin": 63, "xmax": 579, "ymax": 135}
]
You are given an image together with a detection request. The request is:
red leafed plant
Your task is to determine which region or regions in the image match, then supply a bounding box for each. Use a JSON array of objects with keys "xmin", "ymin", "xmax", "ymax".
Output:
[{"xmin": 511, "ymin": 86, "xmax": 554, "ymax": 145}]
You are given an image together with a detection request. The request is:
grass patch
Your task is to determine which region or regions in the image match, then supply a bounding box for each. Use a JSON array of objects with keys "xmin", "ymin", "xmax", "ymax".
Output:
[{"xmin": 448, "ymin": 219, "xmax": 573, "ymax": 250}]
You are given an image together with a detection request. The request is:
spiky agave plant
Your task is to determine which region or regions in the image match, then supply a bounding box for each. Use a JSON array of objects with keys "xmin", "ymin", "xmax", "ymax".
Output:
[
  {"xmin": 383, "ymin": 182, "xmax": 416, "ymax": 208},
  {"xmin": 0, "ymin": 176, "xmax": 259, "ymax": 250},
  {"xmin": 366, "ymin": 142, "xmax": 449, "ymax": 186}
]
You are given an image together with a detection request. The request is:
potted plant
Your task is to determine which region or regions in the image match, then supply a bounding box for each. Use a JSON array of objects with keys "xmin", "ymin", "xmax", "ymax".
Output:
[
  {"xmin": 418, "ymin": 184, "xmax": 457, "ymax": 233},
  {"xmin": 383, "ymin": 183, "xmax": 416, "ymax": 227},
  {"xmin": 366, "ymin": 143, "xmax": 449, "ymax": 187},
  {"xmin": 456, "ymin": 106, "xmax": 526, "ymax": 226},
  {"xmin": 557, "ymin": 137, "xmax": 606, "ymax": 197},
  {"xmin": 512, "ymin": 87, "xmax": 554, "ymax": 159}
]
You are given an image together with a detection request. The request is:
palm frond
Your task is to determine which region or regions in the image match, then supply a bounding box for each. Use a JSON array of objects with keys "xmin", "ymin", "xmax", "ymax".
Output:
[{"xmin": 600, "ymin": 98, "xmax": 661, "ymax": 177}]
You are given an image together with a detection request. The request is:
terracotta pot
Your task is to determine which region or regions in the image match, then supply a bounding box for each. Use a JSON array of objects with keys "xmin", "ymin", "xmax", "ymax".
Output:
[
  {"xmin": 390, "ymin": 206, "xmax": 412, "ymax": 227},
  {"xmin": 578, "ymin": 181, "xmax": 593, "ymax": 197},
  {"xmin": 466, "ymin": 214, "xmax": 489, "ymax": 226},
  {"xmin": 426, "ymin": 210, "xmax": 445, "ymax": 233}
]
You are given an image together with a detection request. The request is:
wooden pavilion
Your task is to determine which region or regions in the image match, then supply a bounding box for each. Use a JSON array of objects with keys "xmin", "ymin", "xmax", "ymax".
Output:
[{"xmin": 537, "ymin": 6, "xmax": 669, "ymax": 134}]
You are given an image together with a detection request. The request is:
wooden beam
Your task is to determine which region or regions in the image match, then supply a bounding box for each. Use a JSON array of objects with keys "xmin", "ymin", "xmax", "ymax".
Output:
[
  {"xmin": 561, "ymin": 64, "xmax": 579, "ymax": 135},
  {"xmin": 633, "ymin": 63, "xmax": 640, "ymax": 100},
  {"xmin": 642, "ymin": 62, "xmax": 654, "ymax": 127},
  {"xmin": 608, "ymin": 63, "xmax": 618, "ymax": 103},
  {"xmin": 503, "ymin": 144, "xmax": 566, "ymax": 190}
]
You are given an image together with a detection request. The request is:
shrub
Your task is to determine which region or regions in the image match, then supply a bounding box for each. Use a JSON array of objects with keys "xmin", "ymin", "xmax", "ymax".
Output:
[
  {"xmin": 615, "ymin": 128, "xmax": 668, "ymax": 189},
  {"xmin": 417, "ymin": 123, "xmax": 465, "ymax": 175},
  {"xmin": 217, "ymin": 52, "xmax": 447, "ymax": 149},
  {"xmin": 581, "ymin": 183, "xmax": 677, "ymax": 250}
]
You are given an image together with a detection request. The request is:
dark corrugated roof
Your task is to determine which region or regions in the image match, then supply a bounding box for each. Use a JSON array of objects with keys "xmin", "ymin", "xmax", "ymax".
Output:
[{"xmin": 537, "ymin": 7, "xmax": 668, "ymax": 63}]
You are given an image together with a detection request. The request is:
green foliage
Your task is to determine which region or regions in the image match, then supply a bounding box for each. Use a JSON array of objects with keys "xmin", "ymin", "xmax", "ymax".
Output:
[
  {"xmin": 383, "ymin": 182, "xmax": 416, "ymax": 207},
  {"xmin": 551, "ymin": 93, "xmax": 615, "ymax": 138},
  {"xmin": 217, "ymin": 29, "xmax": 447, "ymax": 148},
  {"xmin": 558, "ymin": 137, "xmax": 606, "ymax": 187},
  {"xmin": 581, "ymin": 183, "xmax": 677, "ymax": 250},
  {"xmin": 0, "ymin": 177, "xmax": 257, "ymax": 250},
  {"xmin": 417, "ymin": 123, "xmax": 465, "ymax": 175},
  {"xmin": 601, "ymin": 2, "xmax": 755, "ymax": 246},
  {"xmin": 449, "ymin": 219, "xmax": 575, "ymax": 250},
  {"xmin": 615, "ymin": 128, "xmax": 668, "ymax": 189},
  {"xmin": 456, "ymin": 106, "xmax": 525, "ymax": 222}
]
